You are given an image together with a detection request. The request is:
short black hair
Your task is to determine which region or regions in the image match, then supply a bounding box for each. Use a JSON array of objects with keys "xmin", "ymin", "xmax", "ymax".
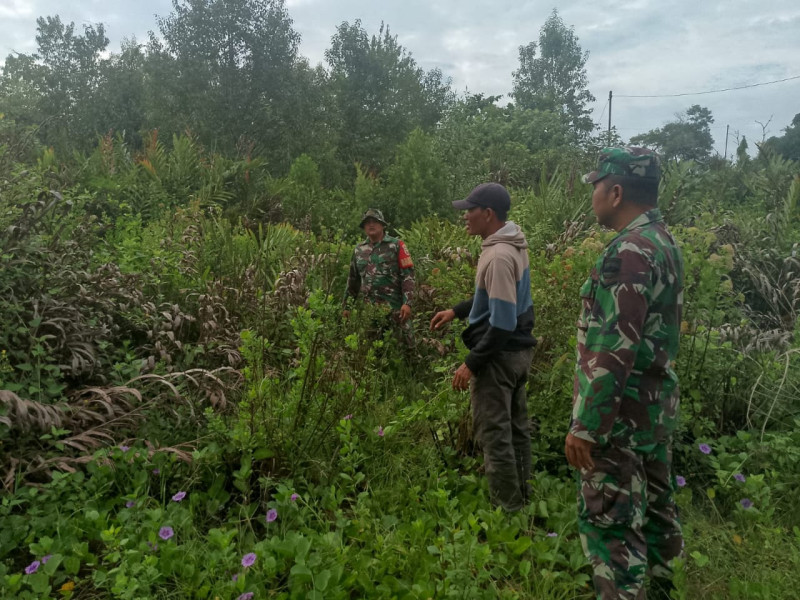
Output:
[{"xmin": 604, "ymin": 174, "xmax": 659, "ymax": 206}]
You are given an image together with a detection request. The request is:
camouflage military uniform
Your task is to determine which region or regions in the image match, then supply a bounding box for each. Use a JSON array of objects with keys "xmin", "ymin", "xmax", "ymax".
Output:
[
  {"xmin": 571, "ymin": 149, "xmax": 685, "ymax": 599},
  {"xmin": 343, "ymin": 232, "xmax": 415, "ymax": 344}
]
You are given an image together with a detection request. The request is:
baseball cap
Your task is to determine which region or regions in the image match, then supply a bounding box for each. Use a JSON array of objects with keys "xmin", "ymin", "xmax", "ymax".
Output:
[
  {"xmin": 452, "ymin": 182, "xmax": 511, "ymax": 215},
  {"xmin": 582, "ymin": 147, "xmax": 661, "ymax": 184}
]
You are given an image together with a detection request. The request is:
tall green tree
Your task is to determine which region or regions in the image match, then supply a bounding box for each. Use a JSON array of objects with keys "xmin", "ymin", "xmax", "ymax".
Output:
[
  {"xmin": 630, "ymin": 105, "xmax": 715, "ymax": 162},
  {"xmin": 147, "ymin": 0, "xmax": 326, "ymax": 172},
  {"xmin": 325, "ymin": 21, "xmax": 452, "ymax": 175},
  {"xmin": 0, "ymin": 16, "xmax": 109, "ymax": 151},
  {"xmin": 511, "ymin": 9, "xmax": 596, "ymax": 138}
]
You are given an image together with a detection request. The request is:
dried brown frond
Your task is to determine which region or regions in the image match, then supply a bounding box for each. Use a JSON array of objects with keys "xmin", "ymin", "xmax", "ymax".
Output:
[{"xmin": 0, "ymin": 390, "xmax": 67, "ymax": 432}]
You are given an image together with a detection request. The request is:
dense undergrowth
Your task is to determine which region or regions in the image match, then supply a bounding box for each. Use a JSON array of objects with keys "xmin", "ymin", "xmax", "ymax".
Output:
[{"xmin": 1, "ymin": 133, "xmax": 799, "ymax": 599}]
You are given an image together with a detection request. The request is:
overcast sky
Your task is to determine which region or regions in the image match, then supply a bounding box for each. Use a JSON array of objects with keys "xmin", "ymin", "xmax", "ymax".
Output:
[{"xmin": 2, "ymin": 0, "xmax": 798, "ymax": 156}]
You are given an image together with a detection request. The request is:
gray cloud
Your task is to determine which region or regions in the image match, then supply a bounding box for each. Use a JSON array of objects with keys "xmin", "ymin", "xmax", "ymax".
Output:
[{"xmin": 1, "ymin": 0, "xmax": 797, "ymax": 152}]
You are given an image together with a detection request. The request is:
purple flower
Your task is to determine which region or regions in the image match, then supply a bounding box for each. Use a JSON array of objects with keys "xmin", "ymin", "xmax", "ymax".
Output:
[
  {"xmin": 734, "ymin": 473, "xmax": 746, "ymax": 483},
  {"xmin": 740, "ymin": 498, "xmax": 753, "ymax": 509},
  {"xmin": 147, "ymin": 541, "xmax": 159, "ymax": 552},
  {"xmin": 266, "ymin": 508, "xmax": 278, "ymax": 523},
  {"xmin": 241, "ymin": 553, "xmax": 256, "ymax": 568},
  {"xmin": 126, "ymin": 500, "xmax": 136, "ymax": 508},
  {"xmin": 24, "ymin": 561, "xmax": 40, "ymax": 575},
  {"xmin": 343, "ymin": 414, "xmax": 353, "ymax": 421},
  {"xmin": 698, "ymin": 443, "xmax": 712, "ymax": 455},
  {"xmin": 377, "ymin": 426, "xmax": 385, "ymax": 437},
  {"xmin": 152, "ymin": 468, "xmax": 160, "ymax": 475},
  {"xmin": 41, "ymin": 554, "xmax": 52, "ymax": 565},
  {"xmin": 119, "ymin": 445, "xmax": 130, "ymax": 452},
  {"xmin": 675, "ymin": 475, "xmax": 686, "ymax": 488},
  {"xmin": 158, "ymin": 526, "xmax": 174, "ymax": 541},
  {"xmin": 237, "ymin": 593, "xmax": 254, "ymax": 600},
  {"xmin": 232, "ymin": 573, "xmax": 239, "ymax": 582},
  {"xmin": 290, "ymin": 493, "xmax": 299, "ymax": 501},
  {"xmin": 546, "ymin": 532, "xmax": 558, "ymax": 537},
  {"xmin": 171, "ymin": 491, "xmax": 186, "ymax": 502}
]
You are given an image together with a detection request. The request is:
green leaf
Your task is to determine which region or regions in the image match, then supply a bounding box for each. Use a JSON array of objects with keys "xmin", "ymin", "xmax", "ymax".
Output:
[
  {"xmin": 519, "ymin": 560, "xmax": 532, "ymax": 577},
  {"xmin": 290, "ymin": 563, "xmax": 313, "ymax": 582},
  {"xmin": 509, "ymin": 536, "xmax": 532, "ymax": 555}
]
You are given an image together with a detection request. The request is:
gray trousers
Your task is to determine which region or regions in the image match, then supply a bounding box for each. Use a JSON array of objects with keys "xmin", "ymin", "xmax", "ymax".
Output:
[{"xmin": 470, "ymin": 348, "xmax": 534, "ymax": 511}]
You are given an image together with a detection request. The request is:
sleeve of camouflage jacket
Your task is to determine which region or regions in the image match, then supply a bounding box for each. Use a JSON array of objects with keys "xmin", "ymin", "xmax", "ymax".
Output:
[
  {"xmin": 570, "ymin": 248, "xmax": 654, "ymax": 445},
  {"xmin": 342, "ymin": 249, "xmax": 361, "ymax": 309},
  {"xmin": 397, "ymin": 241, "xmax": 415, "ymax": 306}
]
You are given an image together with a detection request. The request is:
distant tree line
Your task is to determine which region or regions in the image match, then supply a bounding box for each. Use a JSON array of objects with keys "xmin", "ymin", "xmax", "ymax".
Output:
[{"xmin": 1, "ymin": 0, "xmax": 797, "ymax": 219}]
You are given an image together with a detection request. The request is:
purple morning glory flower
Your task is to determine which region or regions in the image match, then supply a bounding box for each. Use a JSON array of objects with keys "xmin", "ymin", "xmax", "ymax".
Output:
[
  {"xmin": 159, "ymin": 526, "xmax": 174, "ymax": 540},
  {"xmin": 266, "ymin": 508, "xmax": 278, "ymax": 523},
  {"xmin": 734, "ymin": 473, "xmax": 746, "ymax": 482},
  {"xmin": 377, "ymin": 426, "xmax": 385, "ymax": 437},
  {"xmin": 698, "ymin": 443, "xmax": 712, "ymax": 455},
  {"xmin": 290, "ymin": 493, "xmax": 299, "ymax": 501},
  {"xmin": 171, "ymin": 491, "xmax": 186, "ymax": 502},
  {"xmin": 241, "ymin": 553, "xmax": 256, "ymax": 568},
  {"xmin": 546, "ymin": 532, "xmax": 558, "ymax": 537},
  {"xmin": 740, "ymin": 498, "xmax": 753, "ymax": 509},
  {"xmin": 126, "ymin": 500, "xmax": 136, "ymax": 508},
  {"xmin": 237, "ymin": 593, "xmax": 254, "ymax": 600},
  {"xmin": 119, "ymin": 445, "xmax": 130, "ymax": 452},
  {"xmin": 24, "ymin": 561, "xmax": 40, "ymax": 574},
  {"xmin": 41, "ymin": 554, "xmax": 52, "ymax": 564},
  {"xmin": 343, "ymin": 414, "xmax": 353, "ymax": 421},
  {"xmin": 675, "ymin": 475, "xmax": 686, "ymax": 487}
]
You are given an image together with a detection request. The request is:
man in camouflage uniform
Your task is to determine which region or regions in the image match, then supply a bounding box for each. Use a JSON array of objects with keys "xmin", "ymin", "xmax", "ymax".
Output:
[
  {"xmin": 564, "ymin": 148, "xmax": 685, "ymax": 599},
  {"xmin": 343, "ymin": 209, "xmax": 415, "ymax": 343}
]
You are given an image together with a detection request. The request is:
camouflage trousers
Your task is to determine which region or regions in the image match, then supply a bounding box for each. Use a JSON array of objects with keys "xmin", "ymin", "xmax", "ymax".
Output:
[
  {"xmin": 470, "ymin": 348, "xmax": 534, "ymax": 511},
  {"xmin": 577, "ymin": 442, "xmax": 683, "ymax": 600}
]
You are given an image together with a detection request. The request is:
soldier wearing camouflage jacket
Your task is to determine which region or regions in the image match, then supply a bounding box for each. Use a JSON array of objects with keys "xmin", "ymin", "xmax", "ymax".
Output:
[
  {"xmin": 565, "ymin": 148, "xmax": 685, "ymax": 600},
  {"xmin": 343, "ymin": 208, "xmax": 415, "ymax": 319}
]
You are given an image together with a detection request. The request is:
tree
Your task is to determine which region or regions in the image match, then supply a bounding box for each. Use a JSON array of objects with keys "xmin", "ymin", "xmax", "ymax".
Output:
[
  {"xmin": 630, "ymin": 105, "xmax": 715, "ymax": 162},
  {"xmin": 511, "ymin": 9, "xmax": 596, "ymax": 138},
  {"xmin": 0, "ymin": 16, "xmax": 109, "ymax": 151},
  {"xmin": 762, "ymin": 113, "xmax": 800, "ymax": 162},
  {"xmin": 325, "ymin": 20, "xmax": 452, "ymax": 175},
  {"xmin": 147, "ymin": 0, "xmax": 323, "ymax": 171}
]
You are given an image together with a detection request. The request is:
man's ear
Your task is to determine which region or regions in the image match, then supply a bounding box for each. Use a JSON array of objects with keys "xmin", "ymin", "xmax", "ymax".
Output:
[{"xmin": 610, "ymin": 183, "xmax": 624, "ymax": 208}]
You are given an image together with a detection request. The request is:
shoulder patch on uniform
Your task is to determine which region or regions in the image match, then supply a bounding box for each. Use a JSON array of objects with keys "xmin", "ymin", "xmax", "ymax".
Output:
[
  {"xmin": 599, "ymin": 257, "xmax": 622, "ymax": 287},
  {"xmin": 397, "ymin": 240, "xmax": 413, "ymax": 269}
]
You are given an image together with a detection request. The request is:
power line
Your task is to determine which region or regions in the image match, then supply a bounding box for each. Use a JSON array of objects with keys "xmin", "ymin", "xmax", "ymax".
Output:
[
  {"xmin": 595, "ymin": 99, "xmax": 609, "ymax": 124},
  {"xmin": 616, "ymin": 74, "xmax": 800, "ymax": 98}
]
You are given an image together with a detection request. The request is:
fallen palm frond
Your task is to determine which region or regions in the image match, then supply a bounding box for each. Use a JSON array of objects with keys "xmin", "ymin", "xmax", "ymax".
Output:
[{"xmin": 0, "ymin": 367, "xmax": 242, "ymax": 490}]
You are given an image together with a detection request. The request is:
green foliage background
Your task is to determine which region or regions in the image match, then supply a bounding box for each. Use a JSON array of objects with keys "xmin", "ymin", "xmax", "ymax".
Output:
[{"xmin": 1, "ymin": 2, "xmax": 800, "ymax": 599}]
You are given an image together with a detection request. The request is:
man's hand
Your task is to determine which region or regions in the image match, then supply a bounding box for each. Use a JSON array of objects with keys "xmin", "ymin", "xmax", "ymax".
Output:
[
  {"xmin": 342, "ymin": 310, "xmax": 351, "ymax": 320},
  {"xmin": 398, "ymin": 304, "xmax": 412, "ymax": 324},
  {"xmin": 430, "ymin": 309, "xmax": 456, "ymax": 331},
  {"xmin": 565, "ymin": 433, "xmax": 595, "ymax": 470},
  {"xmin": 452, "ymin": 362, "xmax": 473, "ymax": 391}
]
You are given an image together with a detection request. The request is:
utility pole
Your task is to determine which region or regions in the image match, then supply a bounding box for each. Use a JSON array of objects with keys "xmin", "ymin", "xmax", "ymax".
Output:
[
  {"xmin": 724, "ymin": 124, "xmax": 730, "ymax": 160},
  {"xmin": 608, "ymin": 90, "xmax": 613, "ymax": 146}
]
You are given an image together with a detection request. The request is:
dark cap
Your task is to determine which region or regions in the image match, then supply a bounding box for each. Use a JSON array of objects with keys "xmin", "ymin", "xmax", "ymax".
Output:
[
  {"xmin": 359, "ymin": 208, "xmax": 388, "ymax": 228},
  {"xmin": 582, "ymin": 146, "xmax": 661, "ymax": 184},
  {"xmin": 452, "ymin": 183, "xmax": 511, "ymax": 215}
]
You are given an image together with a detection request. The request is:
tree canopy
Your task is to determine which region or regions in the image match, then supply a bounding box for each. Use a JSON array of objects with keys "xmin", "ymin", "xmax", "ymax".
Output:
[
  {"xmin": 511, "ymin": 9, "xmax": 596, "ymax": 139},
  {"xmin": 630, "ymin": 105, "xmax": 715, "ymax": 162}
]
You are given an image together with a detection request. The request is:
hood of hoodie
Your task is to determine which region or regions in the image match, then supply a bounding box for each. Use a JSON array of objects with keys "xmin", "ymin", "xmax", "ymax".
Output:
[{"xmin": 481, "ymin": 221, "xmax": 528, "ymax": 250}]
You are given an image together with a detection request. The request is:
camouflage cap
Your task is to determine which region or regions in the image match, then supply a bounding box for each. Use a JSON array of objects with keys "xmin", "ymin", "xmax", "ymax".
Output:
[
  {"xmin": 582, "ymin": 147, "xmax": 661, "ymax": 184},
  {"xmin": 359, "ymin": 208, "xmax": 388, "ymax": 228}
]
